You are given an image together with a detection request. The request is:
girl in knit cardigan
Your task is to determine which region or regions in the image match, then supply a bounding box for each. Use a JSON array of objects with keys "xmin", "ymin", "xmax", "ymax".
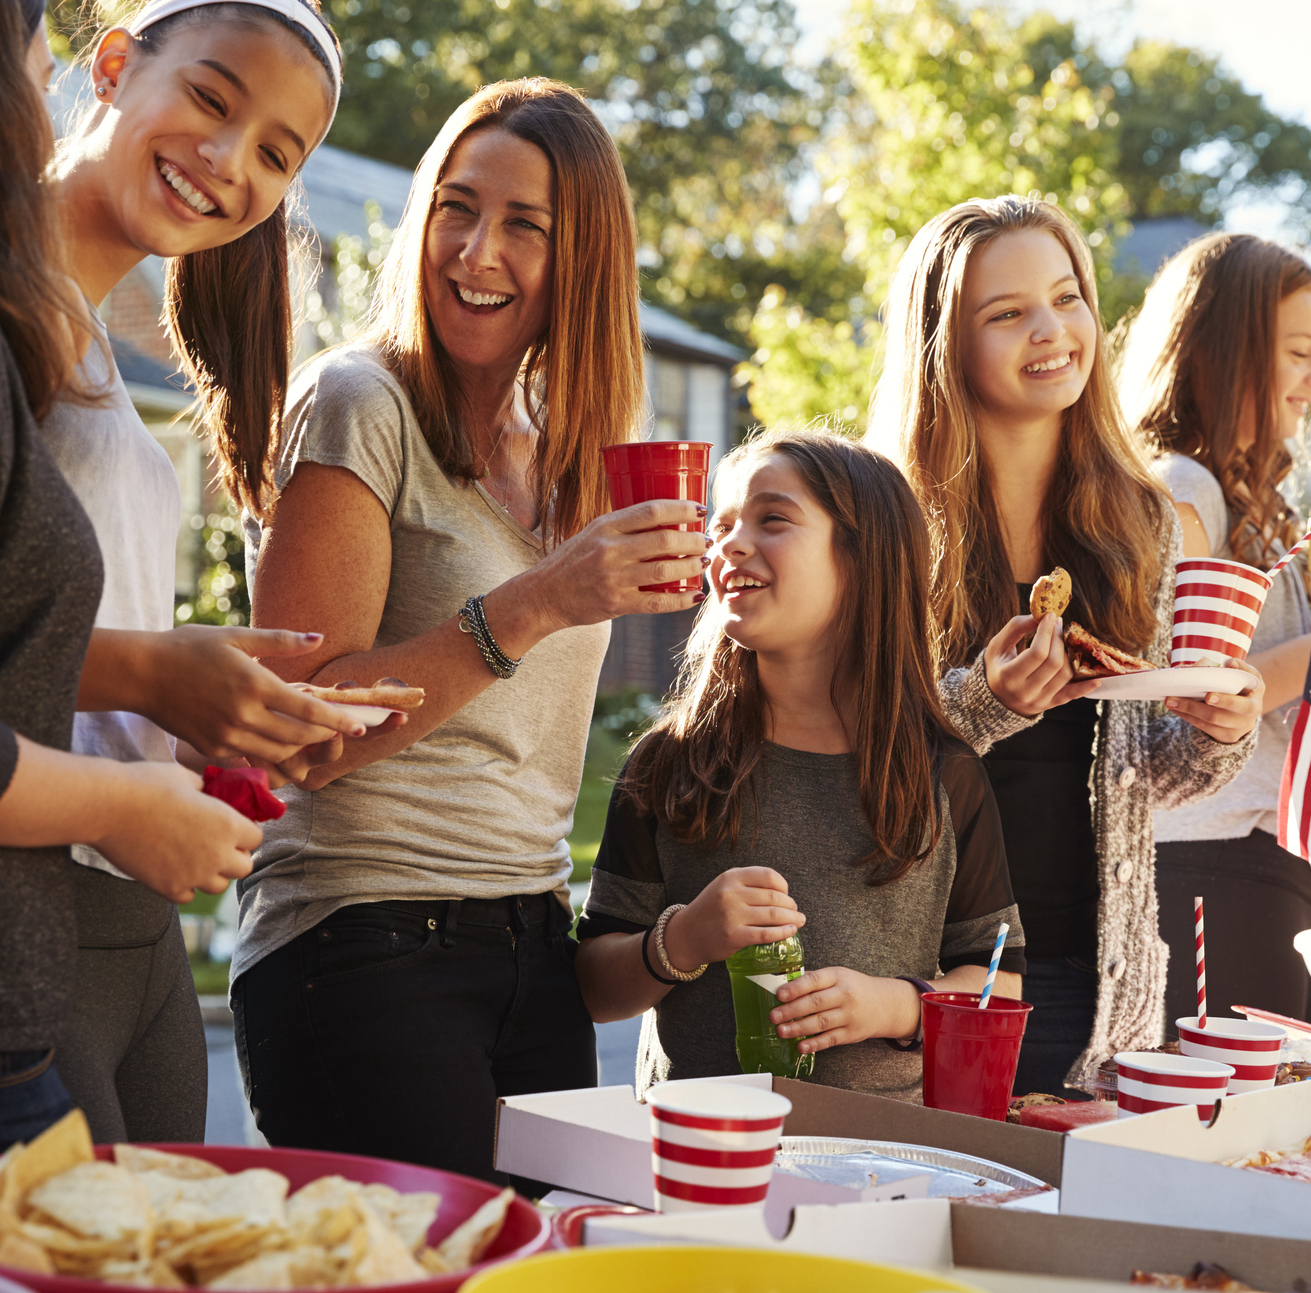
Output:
[{"xmin": 867, "ymin": 195, "xmax": 1263, "ymax": 1094}]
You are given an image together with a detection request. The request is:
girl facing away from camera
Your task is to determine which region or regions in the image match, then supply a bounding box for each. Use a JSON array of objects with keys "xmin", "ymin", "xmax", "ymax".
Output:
[
  {"xmin": 1118, "ymin": 234, "xmax": 1311, "ymax": 1025},
  {"xmin": 41, "ymin": 0, "xmax": 367, "ymax": 1146},
  {"xmin": 575, "ymin": 429, "xmax": 1025, "ymax": 1100},
  {"xmin": 868, "ymin": 196, "xmax": 1263, "ymax": 1096}
]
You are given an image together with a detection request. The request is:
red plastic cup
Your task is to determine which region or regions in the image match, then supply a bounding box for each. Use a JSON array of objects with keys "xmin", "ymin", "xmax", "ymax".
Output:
[
  {"xmin": 602, "ymin": 441, "xmax": 712, "ymax": 593},
  {"xmin": 921, "ymin": 992, "xmax": 1033, "ymax": 1121}
]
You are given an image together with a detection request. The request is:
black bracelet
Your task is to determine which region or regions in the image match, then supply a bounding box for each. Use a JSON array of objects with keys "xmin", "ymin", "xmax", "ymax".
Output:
[
  {"xmin": 459, "ymin": 594, "xmax": 522, "ymax": 679},
  {"xmin": 886, "ymin": 975, "xmax": 936, "ymax": 1052},
  {"xmin": 641, "ymin": 925, "xmax": 679, "ymax": 986}
]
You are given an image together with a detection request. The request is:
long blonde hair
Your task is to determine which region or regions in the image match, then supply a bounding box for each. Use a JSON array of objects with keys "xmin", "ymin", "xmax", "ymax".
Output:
[
  {"xmin": 868, "ymin": 196, "xmax": 1165, "ymax": 667},
  {"xmin": 1117, "ymin": 233, "xmax": 1311, "ymax": 573},
  {"xmin": 365, "ymin": 78, "xmax": 644, "ymax": 545},
  {"xmin": 622, "ymin": 429, "xmax": 955, "ymax": 884}
]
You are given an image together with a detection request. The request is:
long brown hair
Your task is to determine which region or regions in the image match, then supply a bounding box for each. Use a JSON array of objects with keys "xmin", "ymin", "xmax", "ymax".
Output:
[
  {"xmin": 365, "ymin": 79, "xmax": 644, "ymax": 546},
  {"xmin": 66, "ymin": 1, "xmax": 341, "ymax": 519},
  {"xmin": 1117, "ymin": 233, "xmax": 1311, "ymax": 573},
  {"xmin": 622, "ymin": 429, "xmax": 954, "ymax": 885},
  {"xmin": 0, "ymin": 0, "xmax": 98, "ymax": 419},
  {"xmin": 868, "ymin": 196, "xmax": 1166, "ymax": 667}
]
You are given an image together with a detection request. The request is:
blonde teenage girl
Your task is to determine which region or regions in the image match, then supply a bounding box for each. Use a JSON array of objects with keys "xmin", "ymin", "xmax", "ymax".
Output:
[
  {"xmin": 576, "ymin": 430, "xmax": 1025, "ymax": 1100},
  {"xmin": 44, "ymin": 0, "xmax": 362, "ymax": 1143},
  {"xmin": 869, "ymin": 197, "xmax": 1263, "ymax": 1095},
  {"xmin": 1119, "ymin": 234, "xmax": 1311, "ymax": 1024}
]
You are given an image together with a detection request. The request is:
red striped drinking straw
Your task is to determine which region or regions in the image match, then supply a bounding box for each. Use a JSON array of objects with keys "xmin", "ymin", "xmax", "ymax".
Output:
[
  {"xmin": 1195, "ymin": 896, "xmax": 1207, "ymax": 1030},
  {"xmin": 1267, "ymin": 526, "xmax": 1311, "ymax": 580}
]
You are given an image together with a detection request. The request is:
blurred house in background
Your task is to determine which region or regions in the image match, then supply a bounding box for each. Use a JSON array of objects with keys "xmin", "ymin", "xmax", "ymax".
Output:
[{"xmin": 96, "ymin": 139, "xmax": 743, "ymax": 695}]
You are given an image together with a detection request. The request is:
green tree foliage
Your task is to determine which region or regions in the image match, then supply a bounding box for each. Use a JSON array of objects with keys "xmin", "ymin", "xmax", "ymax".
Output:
[
  {"xmin": 175, "ymin": 504, "xmax": 250, "ymax": 627},
  {"xmin": 317, "ymin": 0, "xmax": 851, "ymax": 341}
]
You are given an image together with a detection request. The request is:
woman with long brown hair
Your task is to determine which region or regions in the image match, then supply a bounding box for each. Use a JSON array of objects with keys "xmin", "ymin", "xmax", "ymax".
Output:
[
  {"xmin": 0, "ymin": 0, "xmax": 260, "ymax": 1150},
  {"xmin": 1118, "ymin": 234, "xmax": 1311, "ymax": 1024},
  {"xmin": 869, "ymin": 196, "xmax": 1263, "ymax": 1096},
  {"xmin": 575, "ymin": 429, "xmax": 1024, "ymax": 1099},
  {"xmin": 232, "ymin": 78, "xmax": 708, "ymax": 1182}
]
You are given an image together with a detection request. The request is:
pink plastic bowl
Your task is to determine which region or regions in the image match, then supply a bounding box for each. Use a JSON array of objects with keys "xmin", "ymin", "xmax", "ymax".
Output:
[{"xmin": 0, "ymin": 1143, "xmax": 549, "ymax": 1293}]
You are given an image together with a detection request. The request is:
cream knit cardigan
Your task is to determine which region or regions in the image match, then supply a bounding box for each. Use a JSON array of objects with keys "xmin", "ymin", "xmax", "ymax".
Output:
[{"xmin": 939, "ymin": 508, "xmax": 1258, "ymax": 1085}]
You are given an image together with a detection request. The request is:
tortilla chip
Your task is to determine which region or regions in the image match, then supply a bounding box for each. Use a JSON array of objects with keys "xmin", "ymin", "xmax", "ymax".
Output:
[
  {"xmin": 0, "ymin": 1231, "xmax": 56, "ymax": 1274},
  {"xmin": 358, "ymin": 1185, "xmax": 438, "ymax": 1253},
  {"xmin": 115, "ymin": 1147, "xmax": 226, "ymax": 1181},
  {"xmin": 417, "ymin": 1247, "xmax": 452, "ymax": 1275},
  {"xmin": 27, "ymin": 1162, "xmax": 154, "ymax": 1243},
  {"xmin": 345, "ymin": 1202, "xmax": 426, "ymax": 1287},
  {"xmin": 152, "ymin": 1169, "xmax": 288, "ymax": 1235},
  {"xmin": 0, "ymin": 1109, "xmax": 94, "ymax": 1208},
  {"xmin": 434, "ymin": 1188, "xmax": 513, "ymax": 1271}
]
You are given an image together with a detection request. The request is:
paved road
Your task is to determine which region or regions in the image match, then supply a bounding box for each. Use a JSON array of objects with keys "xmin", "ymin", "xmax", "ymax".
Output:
[{"xmin": 204, "ymin": 1016, "xmax": 643, "ymax": 1147}]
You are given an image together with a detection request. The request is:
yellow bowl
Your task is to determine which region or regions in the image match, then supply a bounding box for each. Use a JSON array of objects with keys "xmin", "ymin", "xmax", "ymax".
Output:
[{"xmin": 461, "ymin": 1245, "xmax": 985, "ymax": 1293}]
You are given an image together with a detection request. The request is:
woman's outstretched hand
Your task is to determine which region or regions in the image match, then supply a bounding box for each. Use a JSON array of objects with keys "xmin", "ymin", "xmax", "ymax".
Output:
[
  {"xmin": 661, "ymin": 866, "xmax": 805, "ymax": 973},
  {"xmin": 1166, "ymin": 658, "xmax": 1266, "ymax": 745},
  {"xmin": 984, "ymin": 613, "xmax": 1101, "ymax": 717},
  {"xmin": 517, "ymin": 500, "xmax": 709, "ymax": 633},
  {"xmin": 81, "ymin": 626, "xmax": 373, "ymax": 764}
]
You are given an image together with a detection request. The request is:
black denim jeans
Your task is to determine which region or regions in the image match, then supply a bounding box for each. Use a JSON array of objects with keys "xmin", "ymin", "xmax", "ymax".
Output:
[
  {"xmin": 1011, "ymin": 955, "xmax": 1099, "ymax": 1098},
  {"xmin": 233, "ymin": 892, "xmax": 596, "ymax": 1188}
]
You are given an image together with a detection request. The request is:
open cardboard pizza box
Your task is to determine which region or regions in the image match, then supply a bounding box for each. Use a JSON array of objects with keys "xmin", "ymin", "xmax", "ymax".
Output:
[{"xmin": 579, "ymin": 1197, "xmax": 1311, "ymax": 1291}]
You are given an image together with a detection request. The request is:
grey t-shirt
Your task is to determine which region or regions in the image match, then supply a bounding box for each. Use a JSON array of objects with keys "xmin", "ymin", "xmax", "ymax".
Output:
[
  {"xmin": 578, "ymin": 739, "xmax": 1025, "ymax": 1101},
  {"xmin": 41, "ymin": 308, "xmax": 181, "ymax": 880},
  {"xmin": 1154, "ymin": 453, "xmax": 1311, "ymax": 842},
  {"xmin": 232, "ymin": 345, "xmax": 610, "ymax": 982}
]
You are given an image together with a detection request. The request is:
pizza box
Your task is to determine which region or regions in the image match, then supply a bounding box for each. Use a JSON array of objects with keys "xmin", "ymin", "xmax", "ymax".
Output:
[
  {"xmin": 494, "ymin": 1074, "xmax": 1071, "ymax": 1210},
  {"xmin": 1060, "ymin": 1078, "xmax": 1311, "ymax": 1241},
  {"xmin": 580, "ymin": 1196, "xmax": 1311, "ymax": 1290}
]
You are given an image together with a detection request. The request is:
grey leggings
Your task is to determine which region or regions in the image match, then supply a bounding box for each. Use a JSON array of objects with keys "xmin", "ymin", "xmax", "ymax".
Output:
[{"xmin": 56, "ymin": 865, "xmax": 206, "ymax": 1143}]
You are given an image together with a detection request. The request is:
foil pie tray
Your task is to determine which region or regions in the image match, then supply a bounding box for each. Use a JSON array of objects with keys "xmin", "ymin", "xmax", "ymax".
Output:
[{"xmin": 774, "ymin": 1136, "xmax": 1049, "ymax": 1199}]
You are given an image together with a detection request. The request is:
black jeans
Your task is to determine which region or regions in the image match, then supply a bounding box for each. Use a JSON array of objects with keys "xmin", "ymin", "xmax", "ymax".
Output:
[
  {"xmin": 233, "ymin": 893, "xmax": 596, "ymax": 1187},
  {"xmin": 1011, "ymin": 955, "xmax": 1099, "ymax": 1098},
  {"xmin": 1157, "ymin": 830, "xmax": 1311, "ymax": 1033}
]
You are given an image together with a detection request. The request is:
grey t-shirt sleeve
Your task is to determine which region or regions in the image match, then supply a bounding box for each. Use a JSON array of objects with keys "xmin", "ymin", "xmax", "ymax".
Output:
[
  {"xmin": 577, "ymin": 772, "xmax": 666, "ymax": 938},
  {"xmin": 1156, "ymin": 453, "xmax": 1227, "ymax": 556},
  {"xmin": 279, "ymin": 351, "xmax": 410, "ymax": 516},
  {"xmin": 0, "ymin": 723, "xmax": 16, "ymax": 799}
]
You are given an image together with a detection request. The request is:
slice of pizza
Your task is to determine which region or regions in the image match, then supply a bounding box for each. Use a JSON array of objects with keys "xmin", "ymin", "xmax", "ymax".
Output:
[
  {"xmin": 1065, "ymin": 622, "xmax": 1155, "ymax": 679},
  {"xmin": 1130, "ymin": 1264, "xmax": 1258, "ymax": 1289},
  {"xmin": 292, "ymin": 680, "xmax": 426, "ymax": 711}
]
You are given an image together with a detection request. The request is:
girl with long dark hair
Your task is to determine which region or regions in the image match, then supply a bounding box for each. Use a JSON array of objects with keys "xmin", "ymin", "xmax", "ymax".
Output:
[
  {"xmin": 575, "ymin": 429, "xmax": 1024, "ymax": 1098},
  {"xmin": 1118, "ymin": 234, "xmax": 1311, "ymax": 1024},
  {"xmin": 43, "ymin": 0, "xmax": 367, "ymax": 1144},
  {"xmin": 870, "ymin": 197, "xmax": 1263, "ymax": 1096}
]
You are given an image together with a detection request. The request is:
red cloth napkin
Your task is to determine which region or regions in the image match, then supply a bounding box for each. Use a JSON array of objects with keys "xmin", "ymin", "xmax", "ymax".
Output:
[{"xmin": 202, "ymin": 766, "xmax": 287, "ymax": 822}]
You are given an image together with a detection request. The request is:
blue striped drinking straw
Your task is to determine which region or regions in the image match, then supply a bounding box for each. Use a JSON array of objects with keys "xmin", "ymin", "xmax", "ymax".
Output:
[{"xmin": 978, "ymin": 921, "xmax": 1009, "ymax": 1009}]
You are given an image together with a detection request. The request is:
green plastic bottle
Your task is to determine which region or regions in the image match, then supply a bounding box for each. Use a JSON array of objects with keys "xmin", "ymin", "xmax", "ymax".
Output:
[{"xmin": 726, "ymin": 933, "xmax": 815, "ymax": 1079}]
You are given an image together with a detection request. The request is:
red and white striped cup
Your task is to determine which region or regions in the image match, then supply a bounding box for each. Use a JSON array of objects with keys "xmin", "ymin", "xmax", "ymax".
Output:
[
  {"xmin": 646, "ymin": 1080, "xmax": 791, "ymax": 1212},
  {"xmin": 1114, "ymin": 1051, "xmax": 1234, "ymax": 1120},
  {"xmin": 1176, "ymin": 1016, "xmax": 1286, "ymax": 1095},
  {"xmin": 1171, "ymin": 558, "xmax": 1272, "ymax": 666}
]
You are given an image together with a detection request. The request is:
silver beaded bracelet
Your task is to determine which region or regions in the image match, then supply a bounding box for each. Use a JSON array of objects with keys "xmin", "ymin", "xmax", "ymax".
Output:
[
  {"xmin": 458, "ymin": 594, "xmax": 522, "ymax": 680},
  {"xmin": 652, "ymin": 904, "xmax": 707, "ymax": 982}
]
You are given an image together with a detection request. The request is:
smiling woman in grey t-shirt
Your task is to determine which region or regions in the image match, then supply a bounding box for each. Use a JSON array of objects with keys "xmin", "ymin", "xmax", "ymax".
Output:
[
  {"xmin": 233, "ymin": 81, "xmax": 708, "ymax": 1185},
  {"xmin": 1119, "ymin": 232, "xmax": 1311, "ymax": 1027}
]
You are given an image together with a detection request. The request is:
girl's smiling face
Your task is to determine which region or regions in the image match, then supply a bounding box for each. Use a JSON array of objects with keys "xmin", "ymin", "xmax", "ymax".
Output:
[
  {"xmin": 1274, "ymin": 285, "xmax": 1311, "ymax": 441},
  {"xmin": 423, "ymin": 127, "xmax": 556, "ymax": 377},
  {"xmin": 85, "ymin": 18, "xmax": 334, "ymax": 257},
  {"xmin": 709, "ymin": 453, "xmax": 843, "ymax": 658},
  {"xmin": 960, "ymin": 228, "xmax": 1098, "ymax": 431}
]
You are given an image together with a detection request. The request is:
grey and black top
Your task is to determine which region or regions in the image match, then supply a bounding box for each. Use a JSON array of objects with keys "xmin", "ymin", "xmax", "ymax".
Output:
[
  {"xmin": 0, "ymin": 335, "xmax": 104, "ymax": 1052},
  {"xmin": 578, "ymin": 737, "xmax": 1025, "ymax": 1101}
]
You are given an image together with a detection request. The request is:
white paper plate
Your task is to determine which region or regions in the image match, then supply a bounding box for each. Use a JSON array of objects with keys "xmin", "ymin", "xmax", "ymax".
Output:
[
  {"xmin": 1087, "ymin": 666, "xmax": 1251, "ymax": 701},
  {"xmin": 289, "ymin": 685, "xmax": 397, "ymax": 729}
]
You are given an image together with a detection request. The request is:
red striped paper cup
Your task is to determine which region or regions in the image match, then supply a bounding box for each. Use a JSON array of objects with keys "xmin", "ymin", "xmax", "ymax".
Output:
[
  {"xmin": 1114, "ymin": 1051, "xmax": 1234, "ymax": 1120},
  {"xmin": 1171, "ymin": 558, "xmax": 1272, "ymax": 666},
  {"xmin": 646, "ymin": 1080, "xmax": 791, "ymax": 1213},
  {"xmin": 1176, "ymin": 1016, "xmax": 1286, "ymax": 1094}
]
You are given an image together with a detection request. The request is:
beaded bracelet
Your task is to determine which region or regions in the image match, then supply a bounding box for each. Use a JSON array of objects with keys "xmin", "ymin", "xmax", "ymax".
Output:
[
  {"xmin": 641, "ymin": 925, "xmax": 679, "ymax": 986},
  {"xmin": 652, "ymin": 904, "xmax": 707, "ymax": 982},
  {"xmin": 458, "ymin": 594, "xmax": 522, "ymax": 680}
]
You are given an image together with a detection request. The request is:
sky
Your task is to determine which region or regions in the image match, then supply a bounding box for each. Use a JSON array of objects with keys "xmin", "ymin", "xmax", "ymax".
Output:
[{"xmin": 791, "ymin": 0, "xmax": 1311, "ymax": 237}]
